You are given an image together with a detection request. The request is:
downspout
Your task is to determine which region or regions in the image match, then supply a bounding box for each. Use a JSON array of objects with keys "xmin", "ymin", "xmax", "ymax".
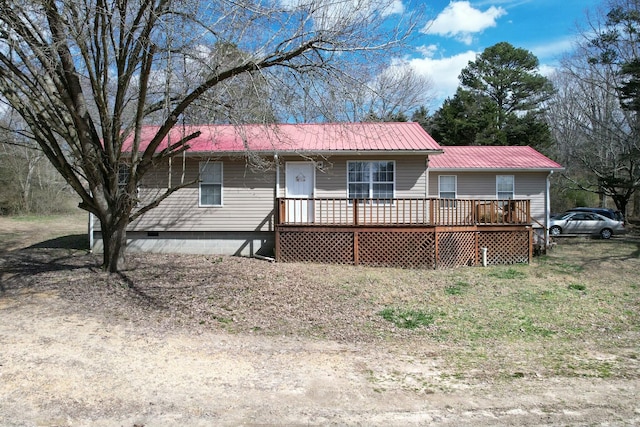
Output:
[
  {"xmin": 275, "ymin": 153, "xmax": 280, "ymax": 201},
  {"xmin": 274, "ymin": 153, "xmax": 280, "ymax": 261},
  {"xmin": 425, "ymin": 156, "xmax": 430, "ymax": 225},
  {"xmin": 88, "ymin": 212, "xmax": 94, "ymax": 253},
  {"xmin": 274, "ymin": 153, "xmax": 280, "ymax": 226},
  {"xmin": 546, "ymin": 170, "xmax": 553, "ymax": 247},
  {"xmin": 425, "ymin": 156, "xmax": 430, "ymax": 199}
]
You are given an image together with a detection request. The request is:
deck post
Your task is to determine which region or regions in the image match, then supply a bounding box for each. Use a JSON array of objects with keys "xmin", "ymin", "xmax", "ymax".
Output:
[
  {"xmin": 434, "ymin": 228, "xmax": 439, "ymax": 268},
  {"xmin": 278, "ymin": 199, "xmax": 286, "ymax": 225},
  {"xmin": 430, "ymin": 198, "xmax": 436, "ymax": 225},
  {"xmin": 475, "ymin": 231, "xmax": 479, "ymax": 266},
  {"xmin": 529, "ymin": 227, "xmax": 533, "ymax": 263},
  {"xmin": 471, "ymin": 200, "xmax": 477, "ymax": 223},
  {"xmin": 353, "ymin": 231, "xmax": 359, "ymax": 265},
  {"xmin": 353, "ymin": 199, "xmax": 359, "ymax": 225}
]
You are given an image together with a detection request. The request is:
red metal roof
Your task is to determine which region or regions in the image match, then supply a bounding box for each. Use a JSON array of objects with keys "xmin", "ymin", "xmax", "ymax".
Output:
[
  {"xmin": 429, "ymin": 146, "xmax": 563, "ymax": 171},
  {"xmin": 127, "ymin": 122, "xmax": 443, "ymax": 154}
]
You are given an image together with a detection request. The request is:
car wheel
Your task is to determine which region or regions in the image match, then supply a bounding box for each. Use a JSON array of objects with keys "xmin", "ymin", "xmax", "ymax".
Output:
[
  {"xmin": 550, "ymin": 226, "xmax": 562, "ymax": 237},
  {"xmin": 600, "ymin": 228, "xmax": 613, "ymax": 239}
]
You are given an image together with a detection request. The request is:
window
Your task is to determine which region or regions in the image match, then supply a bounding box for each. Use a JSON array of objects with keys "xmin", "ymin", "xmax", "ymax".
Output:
[
  {"xmin": 438, "ymin": 175, "xmax": 457, "ymax": 199},
  {"xmin": 497, "ymin": 175, "xmax": 514, "ymax": 200},
  {"xmin": 199, "ymin": 161, "xmax": 223, "ymax": 206},
  {"xmin": 117, "ymin": 163, "xmax": 131, "ymax": 193},
  {"xmin": 117, "ymin": 163, "xmax": 139, "ymax": 204},
  {"xmin": 347, "ymin": 161, "xmax": 394, "ymax": 200}
]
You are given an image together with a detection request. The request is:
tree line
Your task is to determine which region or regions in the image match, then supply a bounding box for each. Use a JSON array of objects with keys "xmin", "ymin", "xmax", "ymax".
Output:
[{"xmin": 414, "ymin": 0, "xmax": 639, "ymax": 218}]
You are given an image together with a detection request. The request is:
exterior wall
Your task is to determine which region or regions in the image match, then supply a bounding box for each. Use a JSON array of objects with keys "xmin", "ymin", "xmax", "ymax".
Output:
[
  {"xmin": 428, "ymin": 171, "xmax": 549, "ymax": 228},
  {"xmin": 93, "ymin": 231, "xmax": 274, "ymax": 257},
  {"xmin": 277, "ymin": 154, "xmax": 429, "ymax": 198},
  {"xmin": 129, "ymin": 156, "xmax": 276, "ymax": 232},
  {"xmin": 92, "ymin": 156, "xmax": 276, "ymax": 256}
]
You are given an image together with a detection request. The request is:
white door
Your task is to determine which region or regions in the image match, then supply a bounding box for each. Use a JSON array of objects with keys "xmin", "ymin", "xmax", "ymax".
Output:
[{"xmin": 285, "ymin": 162, "xmax": 314, "ymax": 223}]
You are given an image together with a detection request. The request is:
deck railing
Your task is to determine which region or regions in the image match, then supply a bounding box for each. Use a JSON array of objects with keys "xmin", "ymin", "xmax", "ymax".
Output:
[{"xmin": 277, "ymin": 198, "xmax": 530, "ymax": 227}]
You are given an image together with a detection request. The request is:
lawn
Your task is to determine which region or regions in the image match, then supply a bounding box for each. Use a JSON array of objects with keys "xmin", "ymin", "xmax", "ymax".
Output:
[
  {"xmin": 2, "ymin": 214, "xmax": 640, "ymax": 425},
  {"xmin": 2, "ymin": 213, "xmax": 639, "ymax": 382}
]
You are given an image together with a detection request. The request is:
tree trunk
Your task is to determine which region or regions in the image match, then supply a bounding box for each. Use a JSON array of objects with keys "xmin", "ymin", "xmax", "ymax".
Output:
[
  {"xmin": 100, "ymin": 220, "xmax": 128, "ymax": 273},
  {"xmin": 612, "ymin": 194, "xmax": 629, "ymax": 217}
]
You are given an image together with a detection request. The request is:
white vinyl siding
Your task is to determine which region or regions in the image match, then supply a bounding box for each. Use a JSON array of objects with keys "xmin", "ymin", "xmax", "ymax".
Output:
[
  {"xmin": 497, "ymin": 175, "xmax": 514, "ymax": 199},
  {"xmin": 347, "ymin": 161, "xmax": 395, "ymax": 200},
  {"xmin": 130, "ymin": 158, "xmax": 275, "ymax": 232},
  {"xmin": 199, "ymin": 162, "xmax": 223, "ymax": 206},
  {"xmin": 430, "ymin": 172, "xmax": 548, "ymax": 229}
]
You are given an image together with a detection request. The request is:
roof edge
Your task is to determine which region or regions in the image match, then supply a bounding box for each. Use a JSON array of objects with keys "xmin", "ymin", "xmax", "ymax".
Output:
[
  {"xmin": 429, "ymin": 167, "xmax": 565, "ymax": 172},
  {"xmin": 184, "ymin": 149, "xmax": 445, "ymax": 156}
]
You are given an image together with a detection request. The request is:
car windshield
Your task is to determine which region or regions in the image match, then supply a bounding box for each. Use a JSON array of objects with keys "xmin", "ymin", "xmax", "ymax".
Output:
[{"xmin": 551, "ymin": 212, "xmax": 572, "ymax": 220}]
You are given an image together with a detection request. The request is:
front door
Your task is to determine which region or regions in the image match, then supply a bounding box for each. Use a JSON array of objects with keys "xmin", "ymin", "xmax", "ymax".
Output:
[{"xmin": 285, "ymin": 162, "xmax": 314, "ymax": 223}]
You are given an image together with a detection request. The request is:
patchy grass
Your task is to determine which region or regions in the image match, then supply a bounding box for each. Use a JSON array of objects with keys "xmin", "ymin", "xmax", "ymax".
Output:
[
  {"xmin": 2, "ymin": 214, "xmax": 640, "ymax": 383},
  {"xmin": 488, "ymin": 266, "xmax": 528, "ymax": 280},
  {"xmin": 444, "ymin": 280, "xmax": 471, "ymax": 295},
  {"xmin": 379, "ymin": 307, "xmax": 435, "ymax": 329}
]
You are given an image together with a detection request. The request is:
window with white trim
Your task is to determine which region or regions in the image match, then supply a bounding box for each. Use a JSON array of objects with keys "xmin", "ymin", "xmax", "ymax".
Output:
[
  {"xmin": 117, "ymin": 163, "xmax": 130, "ymax": 194},
  {"xmin": 438, "ymin": 175, "xmax": 457, "ymax": 199},
  {"xmin": 497, "ymin": 175, "xmax": 514, "ymax": 200},
  {"xmin": 199, "ymin": 161, "xmax": 223, "ymax": 206},
  {"xmin": 117, "ymin": 163, "xmax": 140, "ymax": 205},
  {"xmin": 347, "ymin": 161, "xmax": 394, "ymax": 201}
]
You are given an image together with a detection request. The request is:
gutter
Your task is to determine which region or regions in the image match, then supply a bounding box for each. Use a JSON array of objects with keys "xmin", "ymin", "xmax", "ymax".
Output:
[
  {"xmin": 182, "ymin": 149, "xmax": 445, "ymax": 157},
  {"xmin": 429, "ymin": 167, "xmax": 565, "ymax": 173}
]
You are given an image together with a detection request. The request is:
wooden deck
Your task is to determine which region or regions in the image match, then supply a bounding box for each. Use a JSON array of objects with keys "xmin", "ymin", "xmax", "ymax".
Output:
[
  {"xmin": 275, "ymin": 198, "xmax": 532, "ymax": 268},
  {"xmin": 277, "ymin": 197, "xmax": 530, "ymax": 226}
]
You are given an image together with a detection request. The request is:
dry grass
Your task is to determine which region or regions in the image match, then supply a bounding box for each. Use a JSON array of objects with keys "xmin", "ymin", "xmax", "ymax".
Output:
[{"xmin": 1, "ymin": 213, "xmax": 639, "ymax": 383}]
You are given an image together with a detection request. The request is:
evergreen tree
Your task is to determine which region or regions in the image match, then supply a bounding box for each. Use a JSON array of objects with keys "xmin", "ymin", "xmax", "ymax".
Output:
[{"xmin": 428, "ymin": 42, "xmax": 554, "ymax": 147}]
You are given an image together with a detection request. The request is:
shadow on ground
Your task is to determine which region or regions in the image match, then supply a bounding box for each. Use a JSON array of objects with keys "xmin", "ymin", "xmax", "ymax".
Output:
[
  {"xmin": 1, "ymin": 234, "xmax": 94, "ymax": 293},
  {"xmin": 26, "ymin": 234, "xmax": 89, "ymax": 251}
]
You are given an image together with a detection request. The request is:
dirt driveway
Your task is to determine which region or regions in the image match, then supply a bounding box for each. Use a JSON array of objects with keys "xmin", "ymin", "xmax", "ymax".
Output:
[
  {"xmin": 2, "ymin": 288, "xmax": 638, "ymax": 427},
  {"xmin": 1, "ymin": 214, "xmax": 639, "ymax": 426}
]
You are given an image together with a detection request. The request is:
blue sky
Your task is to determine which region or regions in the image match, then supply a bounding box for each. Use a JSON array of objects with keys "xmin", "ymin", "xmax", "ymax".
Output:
[{"xmin": 405, "ymin": 0, "xmax": 603, "ymax": 109}]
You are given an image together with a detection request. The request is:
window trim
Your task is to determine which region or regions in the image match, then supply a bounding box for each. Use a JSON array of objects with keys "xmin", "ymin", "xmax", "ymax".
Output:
[
  {"xmin": 496, "ymin": 175, "xmax": 515, "ymax": 200},
  {"xmin": 346, "ymin": 160, "xmax": 395, "ymax": 202},
  {"xmin": 438, "ymin": 175, "xmax": 457, "ymax": 199},
  {"xmin": 199, "ymin": 161, "xmax": 223, "ymax": 207}
]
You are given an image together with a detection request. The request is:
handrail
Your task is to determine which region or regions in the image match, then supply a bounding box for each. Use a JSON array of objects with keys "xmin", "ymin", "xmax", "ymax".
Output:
[{"xmin": 277, "ymin": 197, "xmax": 531, "ymax": 227}]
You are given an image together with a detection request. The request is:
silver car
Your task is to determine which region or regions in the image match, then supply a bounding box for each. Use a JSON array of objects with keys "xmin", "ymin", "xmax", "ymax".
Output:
[{"xmin": 549, "ymin": 211, "xmax": 626, "ymax": 239}]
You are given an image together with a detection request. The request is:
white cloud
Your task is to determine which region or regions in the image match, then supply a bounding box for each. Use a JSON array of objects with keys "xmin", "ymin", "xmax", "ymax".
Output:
[
  {"xmin": 529, "ymin": 36, "xmax": 575, "ymax": 61},
  {"xmin": 416, "ymin": 44, "xmax": 439, "ymax": 57},
  {"xmin": 422, "ymin": 1, "xmax": 507, "ymax": 45},
  {"xmin": 407, "ymin": 48, "xmax": 478, "ymax": 107},
  {"xmin": 278, "ymin": 0, "xmax": 405, "ymax": 31},
  {"xmin": 381, "ymin": 0, "xmax": 405, "ymax": 16},
  {"xmin": 537, "ymin": 64, "xmax": 557, "ymax": 77}
]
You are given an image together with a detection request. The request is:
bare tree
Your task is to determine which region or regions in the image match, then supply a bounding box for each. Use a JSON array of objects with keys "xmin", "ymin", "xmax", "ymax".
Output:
[
  {"xmin": 0, "ymin": 141, "xmax": 44, "ymax": 213},
  {"xmin": 0, "ymin": 0, "xmax": 415, "ymax": 272},
  {"xmin": 547, "ymin": 0, "xmax": 640, "ymax": 215},
  {"xmin": 272, "ymin": 61, "xmax": 434, "ymax": 123},
  {"xmin": 360, "ymin": 63, "xmax": 434, "ymax": 121},
  {"xmin": 0, "ymin": 111, "xmax": 73, "ymax": 214}
]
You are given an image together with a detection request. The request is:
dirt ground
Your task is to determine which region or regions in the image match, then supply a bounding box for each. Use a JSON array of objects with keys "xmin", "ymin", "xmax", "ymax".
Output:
[{"xmin": 1, "ymin": 214, "xmax": 639, "ymax": 426}]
